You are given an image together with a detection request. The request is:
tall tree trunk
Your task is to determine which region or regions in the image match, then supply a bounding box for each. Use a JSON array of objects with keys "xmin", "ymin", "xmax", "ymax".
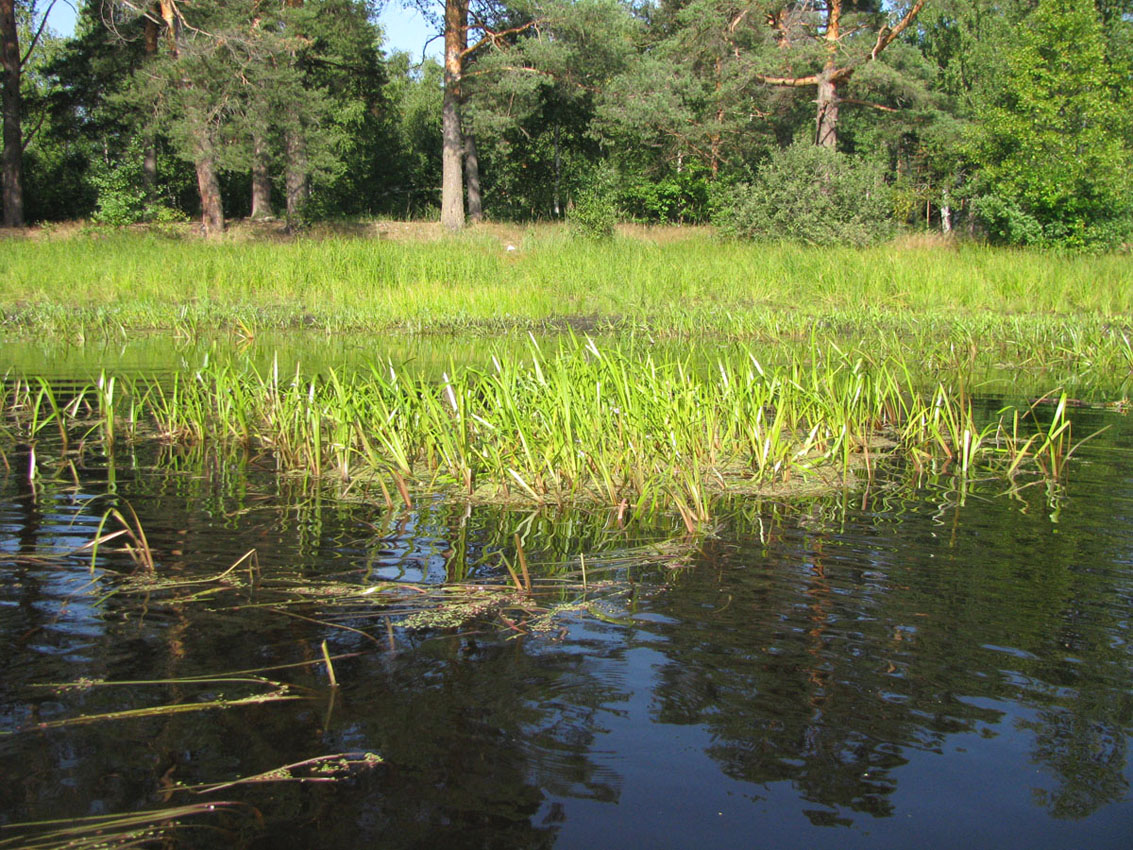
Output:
[
  {"xmin": 464, "ymin": 131, "xmax": 482, "ymax": 223},
  {"xmin": 195, "ymin": 154, "xmax": 224, "ymax": 237},
  {"xmin": 283, "ymin": 0, "xmax": 306, "ymax": 223},
  {"xmin": 441, "ymin": 87, "xmax": 463, "ymax": 229},
  {"xmin": 142, "ymin": 10, "xmax": 159, "ymax": 202},
  {"xmin": 142, "ymin": 142, "xmax": 158, "ymax": 203},
  {"xmin": 191, "ymin": 120, "xmax": 223, "ymax": 236},
  {"xmin": 815, "ymin": 1, "xmax": 841, "ymax": 149},
  {"xmin": 285, "ymin": 126, "xmax": 307, "ymax": 222},
  {"xmin": 1, "ymin": 0, "xmax": 24, "ymax": 227},
  {"xmin": 815, "ymin": 69, "xmax": 839, "ymax": 148},
  {"xmin": 441, "ymin": 0, "xmax": 467, "ymax": 231},
  {"xmin": 251, "ymin": 132, "xmax": 274, "ymax": 219},
  {"xmin": 710, "ymin": 57, "xmax": 723, "ymax": 176},
  {"xmin": 552, "ymin": 124, "xmax": 561, "ymax": 217}
]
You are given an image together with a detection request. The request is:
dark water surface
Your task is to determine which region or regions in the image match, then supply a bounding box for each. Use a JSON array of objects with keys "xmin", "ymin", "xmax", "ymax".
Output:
[{"xmin": 1, "ymin": 392, "xmax": 1131, "ymax": 846}]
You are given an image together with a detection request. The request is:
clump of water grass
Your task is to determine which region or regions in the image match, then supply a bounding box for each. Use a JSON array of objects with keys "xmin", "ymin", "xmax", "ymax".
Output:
[
  {"xmin": 1, "ymin": 339, "xmax": 1100, "ymax": 526},
  {"xmin": 3, "ymin": 686, "xmax": 303, "ymax": 735}
]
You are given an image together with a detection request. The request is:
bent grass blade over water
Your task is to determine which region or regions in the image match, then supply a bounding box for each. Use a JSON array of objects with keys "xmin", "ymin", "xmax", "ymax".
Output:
[
  {"xmin": 0, "ymin": 803, "xmax": 258, "ymax": 850},
  {"xmin": 180, "ymin": 751, "xmax": 383, "ymax": 795},
  {"xmin": 0, "ymin": 687, "xmax": 303, "ymax": 736}
]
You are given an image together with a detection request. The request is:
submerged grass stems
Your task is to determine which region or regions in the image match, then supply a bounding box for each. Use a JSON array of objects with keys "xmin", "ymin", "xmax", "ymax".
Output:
[
  {"xmin": 2, "ymin": 688, "xmax": 303, "ymax": 734},
  {"xmin": 1, "ymin": 340, "xmax": 1102, "ymax": 525},
  {"xmin": 0, "ymin": 803, "xmax": 258, "ymax": 850}
]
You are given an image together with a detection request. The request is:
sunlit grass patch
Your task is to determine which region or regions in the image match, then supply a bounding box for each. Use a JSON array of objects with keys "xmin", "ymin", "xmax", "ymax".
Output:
[{"xmin": 1, "ymin": 229, "xmax": 1129, "ymax": 336}]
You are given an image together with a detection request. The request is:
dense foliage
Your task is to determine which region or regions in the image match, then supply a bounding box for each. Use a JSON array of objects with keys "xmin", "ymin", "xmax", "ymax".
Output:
[
  {"xmin": 966, "ymin": 0, "xmax": 1133, "ymax": 248},
  {"xmin": 3, "ymin": 0, "xmax": 1131, "ymax": 248},
  {"xmin": 713, "ymin": 143, "xmax": 894, "ymax": 246}
]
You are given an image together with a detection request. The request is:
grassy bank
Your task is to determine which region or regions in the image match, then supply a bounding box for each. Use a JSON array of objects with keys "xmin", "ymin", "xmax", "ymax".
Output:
[{"xmin": 2, "ymin": 227, "xmax": 1131, "ymax": 337}]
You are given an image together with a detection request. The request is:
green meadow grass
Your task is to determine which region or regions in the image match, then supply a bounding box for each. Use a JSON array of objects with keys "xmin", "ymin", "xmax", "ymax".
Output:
[{"xmin": 2, "ymin": 230, "xmax": 1130, "ymax": 335}]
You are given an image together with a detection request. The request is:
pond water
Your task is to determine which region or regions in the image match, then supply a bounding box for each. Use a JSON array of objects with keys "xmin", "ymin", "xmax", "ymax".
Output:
[{"xmin": 0, "ymin": 349, "xmax": 1131, "ymax": 848}]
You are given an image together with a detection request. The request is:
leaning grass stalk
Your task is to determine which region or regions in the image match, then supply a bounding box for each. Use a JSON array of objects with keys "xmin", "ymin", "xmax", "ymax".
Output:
[
  {"xmin": 2, "ymin": 689, "xmax": 301, "ymax": 735},
  {"xmin": 31, "ymin": 654, "xmax": 368, "ymax": 692},
  {"xmin": 508, "ymin": 468, "xmax": 543, "ymax": 503},
  {"xmin": 185, "ymin": 752, "xmax": 381, "ymax": 795},
  {"xmin": 0, "ymin": 803, "xmax": 253, "ymax": 850},
  {"xmin": 118, "ymin": 502, "xmax": 155, "ymax": 571},
  {"xmin": 321, "ymin": 640, "xmax": 338, "ymax": 688},
  {"xmin": 77, "ymin": 515, "xmax": 127, "ymax": 575},
  {"xmin": 268, "ymin": 606, "xmax": 384, "ymax": 647},
  {"xmin": 514, "ymin": 533, "xmax": 532, "ymax": 592},
  {"xmin": 35, "ymin": 673, "xmax": 294, "ymax": 690},
  {"xmin": 672, "ymin": 491, "xmax": 698, "ymax": 536},
  {"xmin": 34, "ymin": 378, "xmax": 69, "ymax": 452},
  {"xmin": 499, "ymin": 553, "xmax": 525, "ymax": 592},
  {"xmin": 219, "ymin": 548, "xmax": 259, "ymax": 584},
  {"xmin": 390, "ymin": 469, "xmax": 413, "ymax": 509},
  {"xmin": 375, "ymin": 473, "xmax": 395, "ymax": 510}
]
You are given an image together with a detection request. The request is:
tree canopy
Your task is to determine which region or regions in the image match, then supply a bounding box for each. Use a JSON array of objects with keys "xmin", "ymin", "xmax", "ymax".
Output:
[{"xmin": 2, "ymin": 0, "xmax": 1130, "ymax": 247}]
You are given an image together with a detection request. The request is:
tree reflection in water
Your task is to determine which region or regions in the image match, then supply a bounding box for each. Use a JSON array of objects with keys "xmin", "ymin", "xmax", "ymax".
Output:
[{"xmin": 1, "ymin": 411, "xmax": 1131, "ymax": 847}]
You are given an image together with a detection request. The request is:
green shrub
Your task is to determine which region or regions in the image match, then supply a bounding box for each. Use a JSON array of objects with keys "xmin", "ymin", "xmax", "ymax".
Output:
[
  {"xmin": 970, "ymin": 194, "xmax": 1044, "ymax": 247},
  {"xmin": 90, "ymin": 154, "xmax": 149, "ymax": 226},
  {"xmin": 90, "ymin": 140, "xmax": 187, "ymax": 227},
  {"xmin": 972, "ymin": 192, "xmax": 1131, "ymax": 251},
  {"xmin": 614, "ymin": 162, "xmax": 712, "ymax": 223},
  {"xmin": 713, "ymin": 143, "xmax": 894, "ymax": 246},
  {"xmin": 568, "ymin": 191, "xmax": 617, "ymax": 239},
  {"xmin": 568, "ymin": 168, "xmax": 619, "ymax": 239}
]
